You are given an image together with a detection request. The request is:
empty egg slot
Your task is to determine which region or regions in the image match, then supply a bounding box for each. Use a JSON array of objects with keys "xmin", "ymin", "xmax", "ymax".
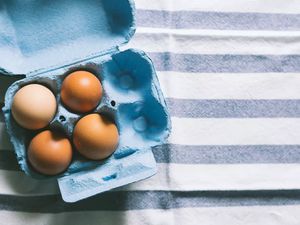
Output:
[
  {"xmin": 102, "ymin": 50, "xmax": 153, "ymax": 93},
  {"xmin": 140, "ymin": 100, "xmax": 169, "ymax": 140},
  {"xmin": 117, "ymin": 97, "xmax": 169, "ymax": 143},
  {"xmin": 113, "ymin": 51, "xmax": 153, "ymax": 90},
  {"xmin": 119, "ymin": 72, "xmax": 135, "ymax": 89}
]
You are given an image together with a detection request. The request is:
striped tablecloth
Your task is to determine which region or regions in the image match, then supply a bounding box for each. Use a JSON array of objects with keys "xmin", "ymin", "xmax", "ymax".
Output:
[{"xmin": 1, "ymin": 0, "xmax": 300, "ymax": 224}]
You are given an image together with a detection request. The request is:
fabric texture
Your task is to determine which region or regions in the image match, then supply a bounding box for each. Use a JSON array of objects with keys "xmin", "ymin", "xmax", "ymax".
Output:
[{"xmin": 1, "ymin": 0, "xmax": 300, "ymax": 224}]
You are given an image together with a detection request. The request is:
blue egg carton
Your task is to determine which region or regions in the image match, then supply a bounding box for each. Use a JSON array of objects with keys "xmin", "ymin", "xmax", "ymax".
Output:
[{"xmin": 0, "ymin": 0, "xmax": 171, "ymax": 202}]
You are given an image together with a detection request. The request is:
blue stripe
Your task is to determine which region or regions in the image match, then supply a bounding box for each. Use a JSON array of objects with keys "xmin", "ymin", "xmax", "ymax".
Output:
[
  {"xmin": 1, "ymin": 190, "xmax": 300, "ymax": 212},
  {"xmin": 167, "ymin": 99, "xmax": 300, "ymax": 118},
  {"xmin": 0, "ymin": 74, "xmax": 24, "ymax": 104},
  {"xmin": 0, "ymin": 150, "xmax": 18, "ymax": 170},
  {"xmin": 136, "ymin": 10, "xmax": 300, "ymax": 30},
  {"xmin": 149, "ymin": 53, "xmax": 300, "ymax": 73},
  {"xmin": 153, "ymin": 144, "xmax": 300, "ymax": 164},
  {"xmin": 3, "ymin": 144, "xmax": 300, "ymax": 171}
]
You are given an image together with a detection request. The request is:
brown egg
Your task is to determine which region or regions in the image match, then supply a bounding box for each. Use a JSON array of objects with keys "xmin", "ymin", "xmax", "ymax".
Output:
[
  {"xmin": 12, "ymin": 84, "xmax": 57, "ymax": 130},
  {"xmin": 73, "ymin": 114, "xmax": 119, "ymax": 160},
  {"xmin": 28, "ymin": 130, "xmax": 72, "ymax": 175},
  {"xmin": 61, "ymin": 71, "xmax": 102, "ymax": 113}
]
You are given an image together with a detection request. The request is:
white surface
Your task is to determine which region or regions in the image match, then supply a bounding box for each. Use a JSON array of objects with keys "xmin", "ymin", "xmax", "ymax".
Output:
[
  {"xmin": 158, "ymin": 72, "xmax": 300, "ymax": 100},
  {"xmin": 170, "ymin": 118, "xmax": 300, "ymax": 145},
  {"xmin": 1, "ymin": 0, "xmax": 300, "ymax": 224},
  {"xmin": 136, "ymin": 0, "xmax": 300, "ymax": 14}
]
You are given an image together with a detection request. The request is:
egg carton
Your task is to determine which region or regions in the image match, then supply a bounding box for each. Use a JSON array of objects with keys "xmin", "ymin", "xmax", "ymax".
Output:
[{"xmin": 0, "ymin": 0, "xmax": 171, "ymax": 202}]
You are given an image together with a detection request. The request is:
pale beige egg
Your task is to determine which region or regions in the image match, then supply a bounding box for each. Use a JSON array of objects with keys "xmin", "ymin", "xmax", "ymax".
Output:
[{"xmin": 11, "ymin": 84, "xmax": 57, "ymax": 130}]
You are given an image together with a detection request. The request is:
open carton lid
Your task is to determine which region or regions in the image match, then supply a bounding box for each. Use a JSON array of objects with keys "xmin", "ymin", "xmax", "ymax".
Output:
[{"xmin": 0, "ymin": 0, "xmax": 135, "ymax": 76}]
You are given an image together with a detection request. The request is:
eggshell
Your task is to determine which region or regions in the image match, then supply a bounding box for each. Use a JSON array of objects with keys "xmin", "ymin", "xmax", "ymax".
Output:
[
  {"xmin": 73, "ymin": 113, "xmax": 119, "ymax": 160},
  {"xmin": 28, "ymin": 130, "xmax": 73, "ymax": 175},
  {"xmin": 11, "ymin": 84, "xmax": 57, "ymax": 130},
  {"xmin": 61, "ymin": 71, "xmax": 102, "ymax": 113}
]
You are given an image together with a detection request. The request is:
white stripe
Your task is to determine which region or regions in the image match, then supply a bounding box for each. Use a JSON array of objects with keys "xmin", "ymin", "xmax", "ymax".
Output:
[
  {"xmin": 1, "ymin": 205, "xmax": 300, "ymax": 225},
  {"xmin": 2, "ymin": 74, "xmax": 300, "ymax": 111},
  {"xmin": 127, "ymin": 163, "xmax": 300, "ymax": 191},
  {"xmin": 135, "ymin": 0, "xmax": 300, "ymax": 14},
  {"xmin": 157, "ymin": 72, "xmax": 300, "ymax": 100},
  {"xmin": 3, "ymin": 163, "xmax": 300, "ymax": 195},
  {"xmin": 135, "ymin": 28, "xmax": 300, "ymax": 36},
  {"xmin": 127, "ymin": 28, "xmax": 300, "ymax": 55},
  {"xmin": 3, "ymin": 117, "xmax": 300, "ymax": 151},
  {"xmin": 0, "ymin": 210, "xmax": 173, "ymax": 225},
  {"xmin": 4, "ymin": 73, "xmax": 300, "ymax": 103},
  {"xmin": 170, "ymin": 118, "xmax": 300, "ymax": 145}
]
